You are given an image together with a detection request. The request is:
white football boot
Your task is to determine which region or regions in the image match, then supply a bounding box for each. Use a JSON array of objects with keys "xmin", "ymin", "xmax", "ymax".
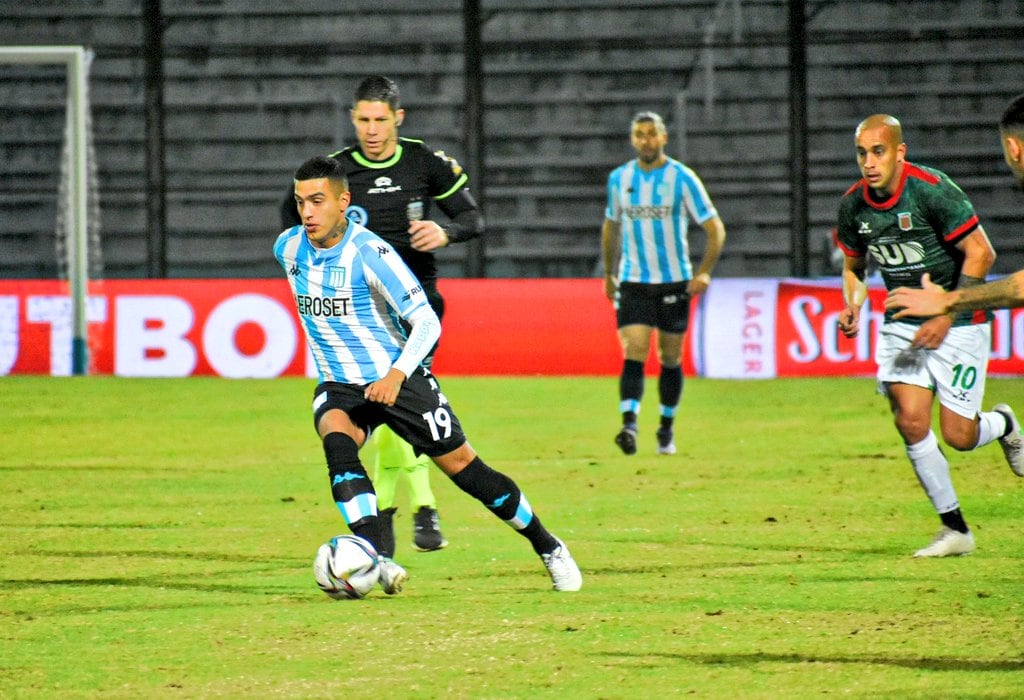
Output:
[
  {"xmin": 913, "ymin": 527, "xmax": 975, "ymax": 558},
  {"xmin": 377, "ymin": 557, "xmax": 409, "ymax": 595},
  {"xmin": 541, "ymin": 538, "xmax": 582, "ymax": 591},
  {"xmin": 993, "ymin": 404, "xmax": 1024, "ymax": 477}
]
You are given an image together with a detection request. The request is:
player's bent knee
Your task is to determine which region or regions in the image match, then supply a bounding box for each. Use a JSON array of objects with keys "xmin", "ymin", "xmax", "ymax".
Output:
[
  {"xmin": 941, "ymin": 429, "xmax": 978, "ymax": 452},
  {"xmin": 432, "ymin": 442, "xmax": 476, "ymax": 477},
  {"xmin": 894, "ymin": 417, "xmax": 931, "ymax": 445}
]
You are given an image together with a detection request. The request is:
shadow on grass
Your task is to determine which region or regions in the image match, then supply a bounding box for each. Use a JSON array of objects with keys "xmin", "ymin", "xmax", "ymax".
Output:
[{"xmin": 596, "ymin": 650, "xmax": 1024, "ymax": 672}]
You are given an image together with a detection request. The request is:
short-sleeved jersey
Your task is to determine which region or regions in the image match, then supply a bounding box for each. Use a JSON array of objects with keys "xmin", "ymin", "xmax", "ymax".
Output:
[
  {"xmin": 836, "ymin": 161, "xmax": 985, "ymax": 326},
  {"xmin": 274, "ymin": 220, "xmax": 431, "ymax": 385},
  {"xmin": 605, "ymin": 157, "xmax": 718, "ymax": 284},
  {"xmin": 330, "ymin": 138, "xmax": 470, "ymax": 284}
]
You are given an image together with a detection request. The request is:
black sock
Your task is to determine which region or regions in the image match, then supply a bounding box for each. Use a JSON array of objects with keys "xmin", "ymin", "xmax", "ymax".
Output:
[
  {"xmin": 659, "ymin": 415, "xmax": 673, "ymax": 431},
  {"xmin": 450, "ymin": 457, "xmax": 557, "ymax": 554},
  {"xmin": 323, "ymin": 432, "xmax": 383, "ymax": 552},
  {"xmin": 940, "ymin": 508, "xmax": 969, "ymax": 534},
  {"xmin": 622, "ymin": 411, "xmax": 637, "ymax": 428},
  {"xmin": 658, "ymin": 364, "xmax": 683, "ymax": 408},
  {"xmin": 620, "ymin": 359, "xmax": 644, "ymax": 419}
]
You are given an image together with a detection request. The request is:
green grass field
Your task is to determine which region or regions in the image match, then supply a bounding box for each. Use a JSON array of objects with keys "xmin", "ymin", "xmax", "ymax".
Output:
[{"xmin": 2, "ymin": 375, "xmax": 1023, "ymax": 698}]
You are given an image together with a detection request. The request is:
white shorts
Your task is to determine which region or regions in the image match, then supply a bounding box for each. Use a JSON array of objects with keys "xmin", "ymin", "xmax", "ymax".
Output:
[{"xmin": 876, "ymin": 321, "xmax": 991, "ymax": 419}]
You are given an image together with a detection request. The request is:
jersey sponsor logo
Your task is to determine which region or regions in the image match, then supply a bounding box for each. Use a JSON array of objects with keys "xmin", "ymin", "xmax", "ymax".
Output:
[
  {"xmin": 867, "ymin": 241, "xmax": 926, "ymax": 266},
  {"xmin": 346, "ymin": 205, "xmax": 368, "ymax": 225},
  {"xmin": 295, "ymin": 294, "xmax": 351, "ymax": 317},
  {"xmin": 859, "ymin": 221, "xmax": 872, "ymax": 234},
  {"xmin": 897, "ymin": 212, "xmax": 913, "ymax": 231},
  {"xmin": 624, "ymin": 204, "xmax": 672, "ymax": 219},
  {"xmin": 367, "ymin": 175, "xmax": 403, "ymax": 194},
  {"xmin": 401, "ymin": 284, "xmax": 423, "ymax": 302}
]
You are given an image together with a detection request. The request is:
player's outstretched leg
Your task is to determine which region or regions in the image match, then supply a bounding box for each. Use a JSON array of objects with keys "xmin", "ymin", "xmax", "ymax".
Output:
[
  {"xmin": 448, "ymin": 456, "xmax": 582, "ymax": 591},
  {"xmin": 323, "ymin": 432, "xmax": 408, "ymax": 592}
]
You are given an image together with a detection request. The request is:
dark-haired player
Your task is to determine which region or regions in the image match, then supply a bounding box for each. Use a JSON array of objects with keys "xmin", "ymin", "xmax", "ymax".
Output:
[
  {"xmin": 282, "ymin": 76, "xmax": 484, "ymax": 556},
  {"xmin": 276, "ymin": 156, "xmax": 581, "ymax": 593},
  {"xmin": 601, "ymin": 111, "xmax": 726, "ymax": 456}
]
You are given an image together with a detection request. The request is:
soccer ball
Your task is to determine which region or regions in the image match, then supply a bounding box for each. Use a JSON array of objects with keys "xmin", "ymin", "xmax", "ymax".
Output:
[{"xmin": 313, "ymin": 534, "xmax": 380, "ymax": 599}]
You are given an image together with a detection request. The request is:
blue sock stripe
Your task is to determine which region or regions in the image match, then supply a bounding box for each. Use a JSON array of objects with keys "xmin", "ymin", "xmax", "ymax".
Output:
[
  {"xmin": 620, "ymin": 399, "xmax": 640, "ymax": 414},
  {"xmin": 335, "ymin": 493, "xmax": 378, "ymax": 525},
  {"xmin": 504, "ymin": 495, "xmax": 534, "ymax": 530},
  {"xmin": 660, "ymin": 405, "xmax": 676, "ymax": 418}
]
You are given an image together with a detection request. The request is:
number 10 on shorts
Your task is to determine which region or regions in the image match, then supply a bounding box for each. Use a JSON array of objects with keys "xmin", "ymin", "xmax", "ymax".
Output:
[{"xmin": 951, "ymin": 363, "xmax": 977, "ymax": 389}]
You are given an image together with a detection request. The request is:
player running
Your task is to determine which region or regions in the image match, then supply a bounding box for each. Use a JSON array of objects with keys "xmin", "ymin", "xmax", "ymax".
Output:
[
  {"xmin": 835, "ymin": 114, "xmax": 1022, "ymax": 558},
  {"xmin": 276, "ymin": 155, "xmax": 582, "ymax": 593},
  {"xmin": 282, "ymin": 76, "xmax": 485, "ymax": 557}
]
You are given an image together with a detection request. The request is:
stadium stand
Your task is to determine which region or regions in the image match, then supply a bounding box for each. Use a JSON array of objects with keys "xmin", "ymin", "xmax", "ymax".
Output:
[{"xmin": 1, "ymin": 0, "xmax": 1021, "ymax": 278}]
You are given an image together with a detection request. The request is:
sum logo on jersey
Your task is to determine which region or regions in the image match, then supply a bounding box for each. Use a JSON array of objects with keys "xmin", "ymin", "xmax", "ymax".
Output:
[{"xmin": 868, "ymin": 241, "xmax": 926, "ymax": 266}]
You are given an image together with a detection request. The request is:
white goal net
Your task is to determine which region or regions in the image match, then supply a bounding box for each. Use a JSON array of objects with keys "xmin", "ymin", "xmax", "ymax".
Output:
[{"xmin": 0, "ymin": 46, "xmax": 101, "ymax": 374}]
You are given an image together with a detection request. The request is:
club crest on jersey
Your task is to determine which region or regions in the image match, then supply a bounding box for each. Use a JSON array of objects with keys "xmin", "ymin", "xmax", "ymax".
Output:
[
  {"xmin": 346, "ymin": 205, "xmax": 368, "ymax": 225},
  {"xmin": 368, "ymin": 176, "xmax": 402, "ymax": 194},
  {"xmin": 897, "ymin": 212, "xmax": 913, "ymax": 231},
  {"xmin": 327, "ymin": 266, "xmax": 347, "ymax": 288}
]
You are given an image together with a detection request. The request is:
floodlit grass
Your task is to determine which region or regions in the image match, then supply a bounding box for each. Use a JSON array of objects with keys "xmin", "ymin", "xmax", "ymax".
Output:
[{"xmin": 1, "ymin": 374, "xmax": 1023, "ymax": 698}]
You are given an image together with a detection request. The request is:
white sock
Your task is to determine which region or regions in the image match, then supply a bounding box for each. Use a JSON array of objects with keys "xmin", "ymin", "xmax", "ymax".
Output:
[
  {"xmin": 975, "ymin": 411, "xmax": 1009, "ymax": 448},
  {"xmin": 907, "ymin": 431, "xmax": 959, "ymax": 513}
]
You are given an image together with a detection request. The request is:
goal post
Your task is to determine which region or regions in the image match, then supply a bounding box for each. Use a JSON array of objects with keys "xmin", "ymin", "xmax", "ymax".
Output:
[{"xmin": 0, "ymin": 46, "xmax": 91, "ymax": 374}]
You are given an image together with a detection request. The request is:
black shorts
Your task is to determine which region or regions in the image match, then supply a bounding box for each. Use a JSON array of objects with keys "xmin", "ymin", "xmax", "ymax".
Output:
[
  {"xmin": 312, "ymin": 367, "xmax": 466, "ymax": 458},
  {"xmin": 616, "ymin": 281, "xmax": 691, "ymax": 334}
]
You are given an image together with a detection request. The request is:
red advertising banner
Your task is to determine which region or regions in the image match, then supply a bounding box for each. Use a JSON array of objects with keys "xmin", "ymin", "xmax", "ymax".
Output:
[
  {"xmin": 0, "ymin": 278, "xmax": 692, "ymax": 377},
  {"xmin": 2, "ymin": 278, "xmax": 1020, "ymax": 377}
]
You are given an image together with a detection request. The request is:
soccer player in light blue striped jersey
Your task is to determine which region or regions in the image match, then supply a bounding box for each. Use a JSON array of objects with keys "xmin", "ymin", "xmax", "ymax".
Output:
[
  {"xmin": 602, "ymin": 111, "xmax": 727, "ymax": 456},
  {"xmin": 275, "ymin": 156, "xmax": 582, "ymax": 593}
]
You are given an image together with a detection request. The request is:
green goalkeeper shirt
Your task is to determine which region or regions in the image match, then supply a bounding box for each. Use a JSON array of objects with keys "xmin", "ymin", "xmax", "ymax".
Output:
[{"xmin": 836, "ymin": 161, "xmax": 987, "ymax": 326}]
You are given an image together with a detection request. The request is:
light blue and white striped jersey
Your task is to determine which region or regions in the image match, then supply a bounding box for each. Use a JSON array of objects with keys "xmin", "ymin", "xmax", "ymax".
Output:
[
  {"xmin": 274, "ymin": 220, "xmax": 431, "ymax": 385},
  {"xmin": 605, "ymin": 156, "xmax": 718, "ymax": 284}
]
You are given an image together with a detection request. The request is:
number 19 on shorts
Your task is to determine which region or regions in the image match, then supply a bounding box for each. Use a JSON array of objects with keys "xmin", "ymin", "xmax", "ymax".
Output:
[{"xmin": 422, "ymin": 407, "xmax": 453, "ymax": 441}]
